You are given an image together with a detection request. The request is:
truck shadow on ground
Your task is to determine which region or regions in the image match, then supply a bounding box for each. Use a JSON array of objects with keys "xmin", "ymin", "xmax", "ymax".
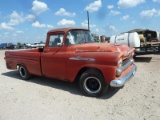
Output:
[
  {"xmin": 2, "ymin": 71, "xmax": 121, "ymax": 99},
  {"xmin": 134, "ymin": 56, "xmax": 152, "ymax": 63}
]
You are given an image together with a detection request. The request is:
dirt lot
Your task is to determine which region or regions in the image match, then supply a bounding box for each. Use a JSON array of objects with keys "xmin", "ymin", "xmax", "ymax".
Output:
[{"xmin": 0, "ymin": 50, "xmax": 160, "ymax": 120}]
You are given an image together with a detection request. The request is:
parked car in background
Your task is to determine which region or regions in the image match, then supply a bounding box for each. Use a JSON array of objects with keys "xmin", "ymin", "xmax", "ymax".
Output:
[
  {"xmin": 0, "ymin": 43, "xmax": 8, "ymax": 49},
  {"xmin": 26, "ymin": 42, "xmax": 45, "ymax": 48},
  {"xmin": 6, "ymin": 43, "xmax": 16, "ymax": 49},
  {"xmin": 0, "ymin": 43, "xmax": 16, "ymax": 49}
]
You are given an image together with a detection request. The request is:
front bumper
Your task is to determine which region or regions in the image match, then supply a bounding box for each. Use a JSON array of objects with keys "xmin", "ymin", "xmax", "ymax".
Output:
[{"xmin": 110, "ymin": 64, "xmax": 137, "ymax": 87}]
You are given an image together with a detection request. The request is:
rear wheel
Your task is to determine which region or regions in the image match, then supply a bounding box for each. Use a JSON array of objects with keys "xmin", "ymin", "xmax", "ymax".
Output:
[
  {"xmin": 79, "ymin": 69, "xmax": 108, "ymax": 97},
  {"xmin": 19, "ymin": 65, "xmax": 31, "ymax": 80}
]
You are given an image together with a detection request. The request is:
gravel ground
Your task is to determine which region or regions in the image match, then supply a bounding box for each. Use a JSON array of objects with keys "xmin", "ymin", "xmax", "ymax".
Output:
[{"xmin": 0, "ymin": 50, "xmax": 160, "ymax": 120}]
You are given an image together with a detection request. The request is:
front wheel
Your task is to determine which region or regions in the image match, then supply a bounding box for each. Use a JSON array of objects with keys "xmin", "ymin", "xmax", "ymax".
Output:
[
  {"xmin": 19, "ymin": 65, "xmax": 31, "ymax": 80},
  {"xmin": 79, "ymin": 69, "xmax": 108, "ymax": 97}
]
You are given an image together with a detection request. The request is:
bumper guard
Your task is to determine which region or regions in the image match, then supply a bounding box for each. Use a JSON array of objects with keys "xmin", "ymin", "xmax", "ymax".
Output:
[{"xmin": 110, "ymin": 64, "xmax": 137, "ymax": 87}]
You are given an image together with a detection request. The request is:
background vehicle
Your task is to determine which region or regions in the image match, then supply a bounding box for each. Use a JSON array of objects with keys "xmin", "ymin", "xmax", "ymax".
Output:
[
  {"xmin": 0, "ymin": 43, "xmax": 15, "ymax": 49},
  {"xmin": 110, "ymin": 29, "xmax": 160, "ymax": 55},
  {"xmin": 6, "ymin": 43, "xmax": 16, "ymax": 49},
  {"xmin": 0, "ymin": 43, "xmax": 7, "ymax": 49},
  {"xmin": 26, "ymin": 42, "xmax": 45, "ymax": 48}
]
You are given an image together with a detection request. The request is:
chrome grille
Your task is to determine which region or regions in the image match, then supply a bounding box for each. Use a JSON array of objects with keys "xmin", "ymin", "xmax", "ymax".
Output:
[
  {"xmin": 122, "ymin": 58, "xmax": 131, "ymax": 66},
  {"xmin": 121, "ymin": 58, "xmax": 134, "ymax": 71},
  {"xmin": 116, "ymin": 58, "xmax": 134, "ymax": 76}
]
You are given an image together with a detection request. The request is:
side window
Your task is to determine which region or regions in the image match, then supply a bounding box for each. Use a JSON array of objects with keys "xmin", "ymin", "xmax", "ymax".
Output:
[{"xmin": 48, "ymin": 34, "xmax": 64, "ymax": 47}]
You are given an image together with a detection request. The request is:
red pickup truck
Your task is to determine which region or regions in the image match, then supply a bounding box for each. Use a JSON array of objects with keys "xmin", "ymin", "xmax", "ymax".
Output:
[{"xmin": 5, "ymin": 28, "xmax": 136, "ymax": 97}]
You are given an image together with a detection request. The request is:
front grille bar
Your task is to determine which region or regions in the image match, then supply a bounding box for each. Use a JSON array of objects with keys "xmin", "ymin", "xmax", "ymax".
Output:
[{"xmin": 120, "ymin": 58, "xmax": 134, "ymax": 71}]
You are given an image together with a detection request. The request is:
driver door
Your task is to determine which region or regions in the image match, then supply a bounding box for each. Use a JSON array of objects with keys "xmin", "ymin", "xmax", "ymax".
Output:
[{"xmin": 41, "ymin": 32, "xmax": 66, "ymax": 80}]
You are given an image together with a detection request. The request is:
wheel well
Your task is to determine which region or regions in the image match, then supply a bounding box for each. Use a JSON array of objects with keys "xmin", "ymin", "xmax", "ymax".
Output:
[{"xmin": 75, "ymin": 67, "xmax": 104, "ymax": 83}]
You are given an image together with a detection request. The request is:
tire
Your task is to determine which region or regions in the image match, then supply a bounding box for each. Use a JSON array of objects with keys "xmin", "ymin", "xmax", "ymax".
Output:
[
  {"xmin": 19, "ymin": 65, "xmax": 31, "ymax": 80},
  {"xmin": 79, "ymin": 69, "xmax": 108, "ymax": 97}
]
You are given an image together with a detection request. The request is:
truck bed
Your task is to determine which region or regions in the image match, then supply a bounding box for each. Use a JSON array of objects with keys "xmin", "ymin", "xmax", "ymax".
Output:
[{"xmin": 5, "ymin": 48, "xmax": 43, "ymax": 76}]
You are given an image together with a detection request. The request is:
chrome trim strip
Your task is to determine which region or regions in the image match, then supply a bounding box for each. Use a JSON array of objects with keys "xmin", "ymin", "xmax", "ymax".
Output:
[
  {"xmin": 110, "ymin": 64, "xmax": 136, "ymax": 87},
  {"xmin": 69, "ymin": 56, "xmax": 95, "ymax": 61}
]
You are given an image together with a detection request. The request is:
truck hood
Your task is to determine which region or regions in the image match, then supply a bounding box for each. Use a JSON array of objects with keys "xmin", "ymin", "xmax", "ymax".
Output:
[{"xmin": 75, "ymin": 43, "xmax": 131, "ymax": 54}]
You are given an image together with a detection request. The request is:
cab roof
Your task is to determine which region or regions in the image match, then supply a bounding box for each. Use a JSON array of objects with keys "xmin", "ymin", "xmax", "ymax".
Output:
[{"xmin": 48, "ymin": 27, "xmax": 90, "ymax": 34}]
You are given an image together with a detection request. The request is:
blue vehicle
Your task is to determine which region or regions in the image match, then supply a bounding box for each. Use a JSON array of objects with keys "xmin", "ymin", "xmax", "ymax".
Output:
[
  {"xmin": 0, "ymin": 43, "xmax": 16, "ymax": 49},
  {"xmin": 0, "ymin": 43, "xmax": 8, "ymax": 49}
]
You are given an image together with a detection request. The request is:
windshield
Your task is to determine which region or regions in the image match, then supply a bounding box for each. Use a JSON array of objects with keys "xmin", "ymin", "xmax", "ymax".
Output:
[{"xmin": 66, "ymin": 30, "xmax": 94, "ymax": 45}]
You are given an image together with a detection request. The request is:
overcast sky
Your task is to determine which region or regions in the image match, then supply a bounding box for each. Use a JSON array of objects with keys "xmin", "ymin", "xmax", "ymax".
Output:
[{"xmin": 0, "ymin": 0, "xmax": 160, "ymax": 44}]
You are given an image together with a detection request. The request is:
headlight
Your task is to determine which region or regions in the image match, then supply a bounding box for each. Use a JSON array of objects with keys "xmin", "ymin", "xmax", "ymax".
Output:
[
  {"xmin": 118, "ymin": 58, "xmax": 122, "ymax": 67},
  {"xmin": 116, "ymin": 68, "xmax": 122, "ymax": 77},
  {"xmin": 116, "ymin": 58, "xmax": 122, "ymax": 76}
]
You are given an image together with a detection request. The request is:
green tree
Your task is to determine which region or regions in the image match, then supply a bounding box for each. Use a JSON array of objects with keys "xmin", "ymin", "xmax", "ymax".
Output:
[
  {"xmin": 17, "ymin": 42, "xmax": 21, "ymax": 46},
  {"xmin": 40, "ymin": 41, "xmax": 44, "ymax": 44}
]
